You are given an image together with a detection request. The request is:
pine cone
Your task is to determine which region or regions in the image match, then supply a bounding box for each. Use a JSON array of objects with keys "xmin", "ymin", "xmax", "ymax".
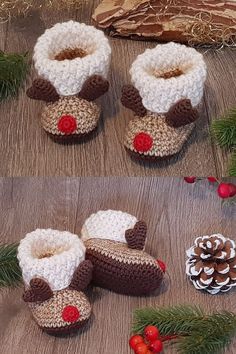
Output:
[{"xmin": 186, "ymin": 234, "xmax": 236, "ymax": 295}]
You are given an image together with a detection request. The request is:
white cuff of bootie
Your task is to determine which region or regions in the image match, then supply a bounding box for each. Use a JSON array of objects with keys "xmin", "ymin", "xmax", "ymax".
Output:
[
  {"xmin": 130, "ymin": 42, "xmax": 207, "ymax": 114},
  {"xmin": 33, "ymin": 21, "xmax": 111, "ymax": 96},
  {"xmin": 17, "ymin": 229, "xmax": 85, "ymax": 291},
  {"xmin": 81, "ymin": 210, "xmax": 137, "ymax": 244}
]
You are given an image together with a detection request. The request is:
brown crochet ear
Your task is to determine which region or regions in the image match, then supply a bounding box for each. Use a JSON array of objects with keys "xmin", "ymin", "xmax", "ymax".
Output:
[
  {"xmin": 125, "ymin": 221, "xmax": 147, "ymax": 250},
  {"xmin": 26, "ymin": 78, "xmax": 60, "ymax": 103},
  {"xmin": 23, "ymin": 278, "xmax": 53, "ymax": 303},
  {"xmin": 165, "ymin": 99, "xmax": 199, "ymax": 128},
  {"xmin": 121, "ymin": 85, "xmax": 147, "ymax": 117},
  {"xmin": 69, "ymin": 260, "xmax": 93, "ymax": 291},
  {"xmin": 79, "ymin": 75, "xmax": 109, "ymax": 101}
]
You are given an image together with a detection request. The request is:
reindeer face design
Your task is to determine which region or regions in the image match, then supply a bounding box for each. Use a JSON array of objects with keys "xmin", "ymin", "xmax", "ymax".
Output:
[
  {"xmin": 22, "ymin": 261, "xmax": 93, "ymax": 334},
  {"xmin": 27, "ymin": 76, "xmax": 109, "ymax": 143},
  {"xmin": 121, "ymin": 42, "xmax": 207, "ymax": 160},
  {"xmin": 81, "ymin": 210, "xmax": 165, "ymax": 296},
  {"xmin": 27, "ymin": 21, "xmax": 111, "ymax": 143},
  {"xmin": 18, "ymin": 229, "xmax": 93, "ymax": 335}
]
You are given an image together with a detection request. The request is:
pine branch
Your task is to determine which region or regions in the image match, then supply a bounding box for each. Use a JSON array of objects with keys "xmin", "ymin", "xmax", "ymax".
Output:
[
  {"xmin": 211, "ymin": 109, "xmax": 236, "ymax": 149},
  {"xmin": 0, "ymin": 243, "xmax": 22, "ymax": 287},
  {"xmin": 132, "ymin": 305, "xmax": 205, "ymax": 335},
  {"xmin": 0, "ymin": 51, "xmax": 29, "ymax": 101},
  {"xmin": 132, "ymin": 305, "xmax": 236, "ymax": 354}
]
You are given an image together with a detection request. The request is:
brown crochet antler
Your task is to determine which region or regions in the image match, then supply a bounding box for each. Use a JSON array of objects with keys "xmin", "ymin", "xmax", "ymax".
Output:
[
  {"xmin": 23, "ymin": 278, "xmax": 53, "ymax": 303},
  {"xmin": 69, "ymin": 260, "xmax": 93, "ymax": 291},
  {"xmin": 165, "ymin": 99, "xmax": 199, "ymax": 128},
  {"xmin": 121, "ymin": 85, "xmax": 147, "ymax": 117},
  {"xmin": 125, "ymin": 221, "xmax": 147, "ymax": 250},
  {"xmin": 79, "ymin": 75, "xmax": 109, "ymax": 101},
  {"xmin": 26, "ymin": 78, "xmax": 60, "ymax": 103}
]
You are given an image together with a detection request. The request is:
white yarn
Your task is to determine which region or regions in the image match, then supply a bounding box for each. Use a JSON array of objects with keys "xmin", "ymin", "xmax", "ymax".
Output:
[
  {"xmin": 81, "ymin": 210, "xmax": 137, "ymax": 244},
  {"xmin": 17, "ymin": 229, "xmax": 85, "ymax": 291},
  {"xmin": 33, "ymin": 21, "xmax": 111, "ymax": 96},
  {"xmin": 130, "ymin": 42, "xmax": 207, "ymax": 113}
]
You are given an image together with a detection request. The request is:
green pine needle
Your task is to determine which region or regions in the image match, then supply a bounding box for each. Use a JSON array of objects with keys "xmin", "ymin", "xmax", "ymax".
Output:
[
  {"xmin": 211, "ymin": 109, "xmax": 236, "ymax": 149},
  {"xmin": 132, "ymin": 305, "xmax": 236, "ymax": 354},
  {"xmin": 0, "ymin": 243, "xmax": 22, "ymax": 287},
  {"xmin": 0, "ymin": 51, "xmax": 29, "ymax": 101},
  {"xmin": 229, "ymin": 151, "xmax": 236, "ymax": 177}
]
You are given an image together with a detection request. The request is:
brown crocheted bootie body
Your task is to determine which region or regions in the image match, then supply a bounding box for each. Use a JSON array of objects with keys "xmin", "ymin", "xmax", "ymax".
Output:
[
  {"xmin": 121, "ymin": 42, "xmax": 207, "ymax": 160},
  {"xmin": 26, "ymin": 21, "xmax": 111, "ymax": 143},
  {"xmin": 17, "ymin": 229, "xmax": 93, "ymax": 335},
  {"xmin": 81, "ymin": 210, "xmax": 165, "ymax": 296}
]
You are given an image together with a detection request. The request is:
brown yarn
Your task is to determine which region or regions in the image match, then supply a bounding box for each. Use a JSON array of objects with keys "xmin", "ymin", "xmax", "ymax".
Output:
[
  {"xmin": 121, "ymin": 85, "xmax": 147, "ymax": 117},
  {"xmin": 125, "ymin": 221, "xmax": 147, "ymax": 250},
  {"xmin": 79, "ymin": 75, "xmax": 109, "ymax": 101},
  {"xmin": 69, "ymin": 260, "xmax": 93, "ymax": 291},
  {"xmin": 42, "ymin": 318, "xmax": 89, "ymax": 335},
  {"xmin": 85, "ymin": 239, "xmax": 164, "ymax": 296},
  {"xmin": 54, "ymin": 47, "xmax": 87, "ymax": 61},
  {"xmin": 166, "ymin": 99, "xmax": 199, "ymax": 128},
  {"xmin": 23, "ymin": 278, "xmax": 53, "ymax": 303},
  {"xmin": 26, "ymin": 78, "xmax": 60, "ymax": 103},
  {"xmin": 156, "ymin": 68, "xmax": 183, "ymax": 79}
]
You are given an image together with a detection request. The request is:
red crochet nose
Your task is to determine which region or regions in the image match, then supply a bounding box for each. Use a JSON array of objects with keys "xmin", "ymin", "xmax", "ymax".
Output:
[
  {"xmin": 62, "ymin": 305, "xmax": 80, "ymax": 323},
  {"xmin": 58, "ymin": 115, "xmax": 77, "ymax": 134},
  {"xmin": 133, "ymin": 132, "xmax": 153, "ymax": 152},
  {"xmin": 157, "ymin": 259, "xmax": 166, "ymax": 273}
]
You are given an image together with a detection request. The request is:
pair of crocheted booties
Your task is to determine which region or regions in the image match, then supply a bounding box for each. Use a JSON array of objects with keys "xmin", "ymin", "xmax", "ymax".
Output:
[
  {"xmin": 27, "ymin": 21, "xmax": 207, "ymax": 159},
  {"xmin": 17, "ymin": 210, "xmax": 165, "ymax": 335}
]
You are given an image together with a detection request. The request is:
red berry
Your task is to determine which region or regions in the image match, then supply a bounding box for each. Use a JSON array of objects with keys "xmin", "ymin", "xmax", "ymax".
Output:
[
  {"xmin": 135, "ymin": 342, "xmax": 149, "ymax": 354},
  {"xmin": 129, "ymin": 335, "xmax": 144, "ymax": 350},
  {"xmin": 184, "ymin": 177, "xmax": 196, "ymax": 183},
  {"xmin": 58, "ymin": 114, "xmax": 77, "ymax": 134},
  {"xmin": 62, "ymin": 305, "xmax": 80, "ymax": 323},
  {"xmin": 228, "ymin": 183, "xmax": 236, "ymax": 197},
  {"xmin": 207, "ymin": 177, "xmax": 217, "ymax": 182},
  {"xmin": 144, "ymin": 325, "xmax": 159, "ymax": 342},
  {"xmin": 149, "ymin": 339, "xmax": 163, "ymax": 353},
  {"xmin": 157, "ymin": 260, "xmax": 166, "ymax": 273},
  {"xmin": 133, "ymin": 132, "xmax": 153, "ymax": 153},
  {"xmin": 217, "ymin": 183, "xmax": 233, "ymax": 199}
]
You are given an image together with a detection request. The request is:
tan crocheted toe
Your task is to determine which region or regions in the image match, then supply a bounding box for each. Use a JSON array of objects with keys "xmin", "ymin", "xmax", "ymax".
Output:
[
  {"xmin": 29, "ymin": 289, "xmax": 92, "ymax": 334},
  {"xmin": 124, "ymin": 113, "xmax": 194, "ymax": 159},
  {"xmin": 41, "ymin": 96, "xmax": 101, "ymax": 142}
]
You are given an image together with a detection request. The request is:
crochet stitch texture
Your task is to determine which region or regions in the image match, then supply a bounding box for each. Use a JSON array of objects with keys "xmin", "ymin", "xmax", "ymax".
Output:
[
  {"xmin": 81, "ymin": 210, "xmax": 138, "ymax": 244},
  {"xmin": 81, "ymin": 210, "xmax": 164, "ymax": 296},
  {"xmin": 33, "ymin": 21, "xmax": 111, "ymax": 96},
  {"xmin": 130, "ymin": 42, "xmax": 207, "ymax": 114},
  {"xmin": 18, "ymin": 229, "xmax": 85, "ymax": 291}
]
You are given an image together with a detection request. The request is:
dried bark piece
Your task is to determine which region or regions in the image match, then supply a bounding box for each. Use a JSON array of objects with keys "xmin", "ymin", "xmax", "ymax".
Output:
[
  {"xmin": 79, "ymin": 75, "xmax": 109, "ymax": 101},
  {"xmin": 93, "ymin": 0, "xmax": 236, "ymax": 45},
  {"xmin": 121, "ymin": 85, "xmax": 147, "ymax": 117},
  {"xmin": 26, "ymin": 78, "xmax": 60, "ymax": 103},
  {"xmin": 166, "ymin": 99, "xmax": 199, "ymax": 127}
]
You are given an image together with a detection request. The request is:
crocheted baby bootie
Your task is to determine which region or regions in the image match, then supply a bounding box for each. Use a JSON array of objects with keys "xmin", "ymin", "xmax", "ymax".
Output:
[
  {"xmin": 121, "ymin": 42, "xmax": 207, "ymax": 160},
  {"xmin": 17, "ymin": 229, "xmax": 93, "ymax": 335},
  {"xmin": 27, "ymin": 21, "xmax": 111, "ymax": 143},
  {"xmin": 81, "ymin": 210, "xmax": 165, "ymax": 296}
]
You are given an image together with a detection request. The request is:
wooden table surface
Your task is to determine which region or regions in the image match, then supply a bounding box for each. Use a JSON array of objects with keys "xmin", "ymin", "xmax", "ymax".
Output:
[
  {"xmin": 0, "ymin": 1, "xmax": 235, "ymax": 177},
  {"xmin": 0, "ymin": 177, "xmax": 235, "ymax": 354}
]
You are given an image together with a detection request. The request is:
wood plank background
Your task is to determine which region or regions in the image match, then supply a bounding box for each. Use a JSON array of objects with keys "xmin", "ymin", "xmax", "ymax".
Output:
[
  {"xmin": 0, "ymin": 1, "xmax": 235, "ymax": 176},
  {"xmin": 0, "ymin": 177, "xmax": 235, "ymax": 354}
]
